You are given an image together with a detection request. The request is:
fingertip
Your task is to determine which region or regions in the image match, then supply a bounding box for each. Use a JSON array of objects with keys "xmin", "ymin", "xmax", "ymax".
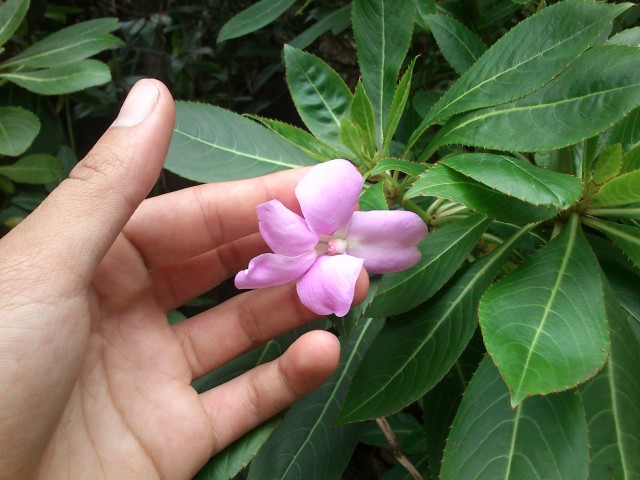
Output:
[
  {"xmin": 352, "ymin": 267, "xmax": 370, "ymax": 307},
  {"xmin": 283, "ymin": 330, "xmax": 340, "ymax": 392}
]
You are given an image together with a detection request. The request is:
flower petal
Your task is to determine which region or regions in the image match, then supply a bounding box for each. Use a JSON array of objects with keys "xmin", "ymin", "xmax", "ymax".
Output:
[
  {"xmin": 295, "ymin": 159, "xmax": 363, "ymax": 235},
  {"xmin": 257, "ymin": 200, "xmax": 319, "ymax": 255},
  {"xmin": 296, "ymin": 254, "xmax": 364, "ymax": 317},
  {"xmin": 235, "ymin": 251, "xmax": 317, "ymax": 289},
  {"xmin": 346, "ymin": 210, "xmax": 427, "ymax": 274}
]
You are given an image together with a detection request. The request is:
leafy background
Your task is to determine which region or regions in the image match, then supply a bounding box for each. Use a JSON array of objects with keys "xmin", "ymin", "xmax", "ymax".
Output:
[{"xmin": 2, "ymin": 0, "xmax": 640, "ymax": 479}]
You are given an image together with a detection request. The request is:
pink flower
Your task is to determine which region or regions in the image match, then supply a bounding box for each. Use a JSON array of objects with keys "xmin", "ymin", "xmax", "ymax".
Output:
[{"xmin": 234, "ymin": 159, "xmax": 427, "ymax": 316}]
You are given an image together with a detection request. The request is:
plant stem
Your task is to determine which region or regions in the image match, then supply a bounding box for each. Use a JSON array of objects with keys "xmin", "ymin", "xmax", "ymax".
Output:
[
  {"xmin": 375, "ymin": 417, "xmax": 424, "ymax": 480},
  {"xmin": 585, "ymin": 207, "xmax": 640, "ymax": 218}
]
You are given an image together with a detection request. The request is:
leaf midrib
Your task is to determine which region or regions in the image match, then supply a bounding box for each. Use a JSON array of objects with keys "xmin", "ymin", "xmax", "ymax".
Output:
[
  {"xmin": 280, "ymin": 318, "xmax": 374, "ymax": 478},
  {"xmin": 514, "ymin": 216, "xmax": 578, "ymax": 401},
  {"xmin": 607, "ymin": 358, "xmax": 631, "ymax": 478}
]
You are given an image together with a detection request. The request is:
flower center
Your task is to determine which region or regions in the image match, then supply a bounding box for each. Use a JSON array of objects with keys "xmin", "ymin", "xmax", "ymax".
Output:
[{"xmin": 315, "ymin": 234, "xmax": 348, "ymax": 256}]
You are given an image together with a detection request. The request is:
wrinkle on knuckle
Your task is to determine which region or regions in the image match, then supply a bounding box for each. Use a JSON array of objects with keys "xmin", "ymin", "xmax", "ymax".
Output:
[
  {"xmin": 245, "ymin": 374, "xmax": 270, "ymax": 425},
  {"xmin": 175, "ymin": 329, "xmax": 206, "ymax": 378},
  {"xmin": 237, "ymin": 302, "xmax": 263, "ymax": 349}
]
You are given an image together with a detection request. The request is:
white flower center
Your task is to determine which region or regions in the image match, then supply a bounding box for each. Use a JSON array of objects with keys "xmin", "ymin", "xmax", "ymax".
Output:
[{"xmin": 316, "ymin": 234, "xmax": 348, "ymax": 256}]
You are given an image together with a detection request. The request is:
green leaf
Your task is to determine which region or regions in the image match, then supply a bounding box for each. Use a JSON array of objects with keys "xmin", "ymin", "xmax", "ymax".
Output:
[
  {"xmin": 370, "ymin": 158, "xmax": 426, "ymax": 178},
  {"xmin": 0, "ymin": 106, "xmax": 40, "ymax": 156},
  {"xmin": 217, "ymin": 0, "xmax": 295, "ymax": 43},
  {"xmin": 0, "ymin": 60, "xmax": 111, "ymax": 95},
  {"xmin": 609, "ymin": 107, "xmax": 640, "ymax": 153},
  {"xmin": 424, "ymin": 14, "xmax": 487, "ymax": 75},
  {"xmin": 591, "ymin": 143, "xmax": 622, "ymax": 185},
  {"xmin": 289, "ymin": 6, "xmax": 351, "ymax": 50},
  {"xmin": 194, "ymin": 417, "xmax": 279, "ymax": 480},
  {"xmin": 365, "ymin": 214, "xmax": 491, "ymax": 317},
  {"xmin": 406, "ymin": 164, "xmax": 561, "ymax": 224},
  {"xmin": 607, "ymin": 26, "xmax": 640, "ymax": 47},
  {"xmin": 0, "ymin": 154, "xmax": 62, "ymax": 184},
  {"xmin": 351, "ymin": 80, "xmax": 376, "ymax": 156},
  {"xmin": 0, "ymin": 0, "xmax": 28, "ymax": 48},
  {"xmin": 408, "ymin": 0, "xmax": 630, "ymax": 149},
  {"xmin": 339, "ymin": 225, "xmax": 531, "ymax": 423},
  {"xmin": 284, "ymin": 45, "xmax": 353, "ymax": 150},
  {"xmin": 359, "ymin": 182, "xmax": 388, "ymax": 212},
  {"xmin": 580, "ymin": 282, "xmax": 640, "ymax": 480},
  {"xmin": 442, "ymin": 153, "xmax": 583, "ymax": 209},
  {"xmin": 339, "ymin": 117, "xmax": 366, "ymax": 160},
  {"xmin": 246, "ymin": 115, "xmax": 342, "ymax": 162},
  {"xmin": 480, "ymin": 214, "xmax": 609, "ymax": 407},
  {"xmin": 1, "ymin": 18, "xmax": 121, "ymax": 69},
  {"xmin": 427, "ymin": 45, "xmax": 640, "ymax": 155},
  {"xmin": 591, "ymin": 169, "xmax": 640, "ymax": 207},
  {"xmin": 248, "ymin": 318, "xmax": 384, "ymax": 480},
  {"xmin": 353, "ymin": 0, "xmax": 417, "ymax": 146},
  {"xmin": 11, "ymin": 191, "xmax": 45, "ymax": 211},
  {"xmin": 582, "ymin": 217, "xmax": 640, "ymax": 270},
  {"xmin": 382, "ymin": 58, "xmax": 416, "ymax": 156},
  {"xmin": 165, "ymin": 102, "xmax": 317, "ymax": 183},
  {"xmin": 440, "ymin": 356, "xmax": 589, "ymax": 480},
  {"xmin": 623, "ymin": 145, "xmax": 640, "ymax": 173},
  {"xmin": 359, "ymin": 413, "xmax": 422, "ymax": 448}
]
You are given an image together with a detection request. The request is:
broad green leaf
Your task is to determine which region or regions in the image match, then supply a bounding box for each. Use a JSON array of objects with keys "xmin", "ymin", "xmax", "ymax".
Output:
[
  {"xmin": 591, "ymin": 169, "xmax": 640, "ymax": 207},
  {"xmin": 359, "ymin": 413, "xmax": 422, "ymax": 448},
  {"xmin": 365, "ymin": 214, "xmax": 491, "ymax": 317},
  {"xmin": 382, "ymin": 58, "xmax": 416, "ymax": 156},
  {"xmin": 582, "ymin": 217, "xmax": 640, "ymax": 269},
  {"xmin": 405, "ymin": 164, "xmax": 561, "ymax": 224},
  {"xmin": 193, "ymin": 417, "xmax": 279, "ymax": 480},
  {"xmin": 165, "ymin": 102, "xmax": 317, "ymax": 183},
  {"xmin": 351, "ymin": 81, "xmax": 376, "ymax": 156},
  {"xmin": 427, "ymin": 45, "xmax": 640, "ymax": 155},
  {"xmin": 217, "ymin": 0, "xmax": 295, "ymax": 43},
  {"xmin": 591, "ymin": 143, "xmax": 623, "ymax": 185},
  {"xmin": 0, "ymin": 106, "xmax": 40, "ymax": 156},
  {"xmin": 1, "ymin": 18, "xmax": 121, "ymax": 69},
  {"xmin": 480, "ymin": 214, "xmax": 609, "ymax": 407},
  {"xmin": 0, "ymin": 154, "xmax": 62, "ymax": 184},
  {"xmin": 340, "ymin": 117, "xmax": 366, "ymax": 160},
  {"xmin": 371, "ymin": 158, "xmax": 425, "ymax": 178},
  {"xmin": 440, "ymin": 356, "xmax": 589, "ymax": 480},
  {"xmin": 607, "ymin": 26, "xmax": 640, "ymax": 47},
  {"xmin": 11, "ymin": 191, "xmax": 45, "ymax": 211},
  {"xmin": 580, "ymin": 283, "xmax": 640, "ymax": 480},
  {"xmin": 284, "ymin": 45, "xmax": 352, "ymax": 150},
  {"xmin": 609, "ymin": 107, "xmax": 640, "ymax": 153},
  {"xmin": 421, "ymin": 333, "xmax": 485, "ymax": 478},
  {"xmin": 0, "ymin": 60, "xmax": 111, "ymax": 95},
  {"xmin": 353, "ymin": 0, "xmax": 417, "ymax": 146},
  {"xmin": 339, "ymin": 225, "xmax": 531, "ymax": 423},
  {"xmin": 0, "ymin": 0, "xmax": 28, "ymax": 48},
  {"xmin": 442, "ymin": 153, "xmax": 583, "ymax": 209},
  {"xmin": 408, "ymin": 0, "xmax": 630, "ymax": 150},
  {"xmin": 248, "ymin": 318, "xmax": 384, "ymax": 480},
  {"xmin": 380, "ymin": 457, "xmax": 430, "ymax": 480},
  {"xmin": 244, "ymin": 115, "xmax": 342, "ymax": 162},
  {"xmin": 623, "ymin": 145, "xmax": 640, "ymax": 173},
  {"xmin": 289, "ymin": 6, "xmax": 351, "ymax": 50},
  {"xmin": 424, "ymin": 14, "xmax": 487, "ymax": 75},
  {"xmin": 359, "ymin": 182, "xmax": 388, "ymax": 212}
]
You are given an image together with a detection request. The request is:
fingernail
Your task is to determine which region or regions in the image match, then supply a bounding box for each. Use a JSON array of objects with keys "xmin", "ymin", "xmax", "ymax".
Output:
[{"xmin": 112, "ymin": 79, "xmax": 159, "ymax": 127}]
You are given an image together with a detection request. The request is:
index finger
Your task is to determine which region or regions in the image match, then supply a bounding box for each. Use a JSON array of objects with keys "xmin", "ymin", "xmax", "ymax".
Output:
[{"xmin": 124, "ymin": 167, "xmax": 309, "ymax": 270}]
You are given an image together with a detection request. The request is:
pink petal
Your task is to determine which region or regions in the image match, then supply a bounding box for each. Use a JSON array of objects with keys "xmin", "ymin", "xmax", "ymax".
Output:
[
  {"xmin": 295, "ymin": 159, "xmax": 363, "ymax": 235},
  {"xmin": 235, "ymin": 251, "xmax": 317, "ymax": 289},
  {"xmin": 257, "ymin": 200, "xmax": 319, "ymax": 255},
  {"xmin": 346, "ymin": 210, "xmax": 427, "ymax": 274},
  {"xmin": 296, "ymin": 254, "xmax": 364, "ymax": 317}
]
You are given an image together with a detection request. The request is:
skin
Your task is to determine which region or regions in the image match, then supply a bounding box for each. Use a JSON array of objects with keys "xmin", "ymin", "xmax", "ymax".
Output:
[{"xmin": 0, "ymin": 79, "xmax": 368, "ymax": 479}]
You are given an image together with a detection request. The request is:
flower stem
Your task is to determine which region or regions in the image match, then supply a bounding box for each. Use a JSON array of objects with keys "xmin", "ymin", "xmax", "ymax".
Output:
[{"xmin": 375, "ymin": 417, "xmax": 424, "ymax": 480}]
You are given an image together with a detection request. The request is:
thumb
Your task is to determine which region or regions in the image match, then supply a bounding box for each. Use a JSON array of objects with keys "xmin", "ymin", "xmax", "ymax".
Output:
[{"xmin": 4, "ymin": 79, "xmax": 175, "ymax": 280}]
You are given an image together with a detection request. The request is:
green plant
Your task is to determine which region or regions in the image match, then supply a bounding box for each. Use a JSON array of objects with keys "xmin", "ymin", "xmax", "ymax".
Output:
[
  {"xmin": 0, "ymin": 0, "xmax": 121, "ymax": 231},
  {"xmin": 164, "ymin": 0, "xmax": 640, "ymax": 478}
]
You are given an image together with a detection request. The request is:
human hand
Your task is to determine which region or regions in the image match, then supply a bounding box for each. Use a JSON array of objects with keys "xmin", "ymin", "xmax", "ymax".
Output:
[{"xmin": 0, "ymin": 79, "xmax": 368, "ymax": 479}]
